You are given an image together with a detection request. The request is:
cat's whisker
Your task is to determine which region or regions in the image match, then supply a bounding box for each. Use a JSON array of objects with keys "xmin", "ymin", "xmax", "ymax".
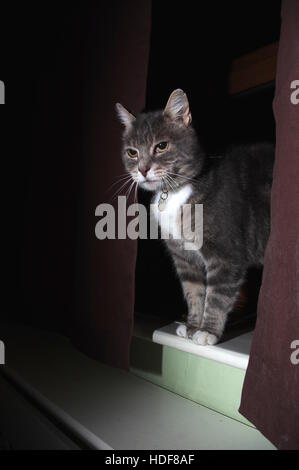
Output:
[
  {"xmin": 125, "ymin": 180, "xmax": 137, "ymax": 202},
  {"xmin": 106, "ymin": 174, "xmax": 133, "ymax": 194},
  {"xmin": 164, "ymin": 172, "xmax": 178, "ymax": 190},
  {"xmin": 113, "ymin": 172, "xmax": 132, "ymax": 181},
  {"xmin": 161, "ymin": 176, "xmax": 167, "ymax": 189},
  {"xmin": 164, "ymin": 175, "xmax": 176, "ymax": 192},
  {"xmin": 165, "ymin": 173, "xmax": 180, "ymax": 189},
  {"xmin": 111, "ymin": 171, "xmax": 132, "ymax": 183},
  {"xmin": 168, "ymin": 172, "xmax": 197, "ymax": 181},
  {"xmin": 109, "ymin": 172, "xmax": 139, "ymax": 201},
  {"xmin": 162, "ymin": 175, "xmax": 174, "ymax": 193},
  {"xmin": 167, "ymin": 172, "xmax": 198, "ymax": 183},
  {"xmin": 110, "ymin": 177, "xmax": 133, "ymax": 202}
]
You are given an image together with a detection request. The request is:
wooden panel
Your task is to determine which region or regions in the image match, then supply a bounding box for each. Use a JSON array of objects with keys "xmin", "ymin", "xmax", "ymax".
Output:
[{"xmin": 229, "ymin": 42, "xmax": 279, "ymax": 95}]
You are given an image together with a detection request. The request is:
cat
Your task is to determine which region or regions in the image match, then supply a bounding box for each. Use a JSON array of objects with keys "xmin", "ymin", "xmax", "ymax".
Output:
[{"xmin": 116, "ymin": 89, "xmax": 274, "ymax": 345}]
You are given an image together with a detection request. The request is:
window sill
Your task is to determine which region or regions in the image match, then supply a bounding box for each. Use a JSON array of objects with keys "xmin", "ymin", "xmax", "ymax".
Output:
[
  {"xmin": 153, "ymin": 322, "xmax": 252, "ymax": 370},
  {"xmin": 0, "ymin": 323, "xmax": 274, "ymax": 450}
]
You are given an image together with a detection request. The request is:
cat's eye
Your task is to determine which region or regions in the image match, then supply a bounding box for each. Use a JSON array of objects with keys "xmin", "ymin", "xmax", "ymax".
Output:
[
  {"xmin": 127, "ymin": 148, "xmax": 138, "ymax": 158},
  {"xmin": 155, "ymin": 142, "xmax": 169, "ymax": 154}
]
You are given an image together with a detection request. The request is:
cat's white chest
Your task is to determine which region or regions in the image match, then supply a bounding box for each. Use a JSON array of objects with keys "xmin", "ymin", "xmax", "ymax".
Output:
[{"xmin": 152, "ymin": 184, "xmax": 193, "ymax": 239}]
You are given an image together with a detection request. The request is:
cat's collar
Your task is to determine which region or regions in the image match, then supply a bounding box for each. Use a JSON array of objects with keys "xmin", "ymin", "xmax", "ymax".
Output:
[{"xmin": 158, "ymin": 186, "xmax": 169, "ymax": 212}]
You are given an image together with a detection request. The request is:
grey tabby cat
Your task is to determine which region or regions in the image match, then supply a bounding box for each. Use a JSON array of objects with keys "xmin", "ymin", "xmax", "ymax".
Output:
[{"xmin": 116, "ymin": 89, "xmax": 273, "ymax": 345}]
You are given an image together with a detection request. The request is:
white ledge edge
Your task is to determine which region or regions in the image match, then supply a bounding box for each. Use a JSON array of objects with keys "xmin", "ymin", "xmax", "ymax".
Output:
[{"xmin": 152, "ymin": 322, "xmax": 252, "ymax": 370}]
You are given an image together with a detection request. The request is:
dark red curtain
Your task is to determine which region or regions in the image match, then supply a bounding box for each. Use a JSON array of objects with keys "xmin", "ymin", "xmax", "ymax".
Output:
[
  {"xmin": 15, "ymin": 2, "xmax": 151, "ymax": 370},
  {"xmin": 71, "ymin": 2, "xmax": 152, "ymax": 369},
  {"xmin": 239, "ymin": 0, "xmax": 299, "ymax": 449}
]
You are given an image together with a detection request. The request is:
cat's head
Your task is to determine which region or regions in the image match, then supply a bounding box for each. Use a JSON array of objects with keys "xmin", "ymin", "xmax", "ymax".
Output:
[{"xmin": 116, "ymin": 89, "xmax": 202, "ymax": 192}]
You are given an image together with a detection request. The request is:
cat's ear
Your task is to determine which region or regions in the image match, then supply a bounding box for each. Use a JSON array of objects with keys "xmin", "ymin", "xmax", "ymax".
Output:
[
  {"xmin": 115, "ymin": 103, "xmax": 136, "ymax": 130},
  {"xmin": 163, "ymin": 89, "xmax": 192, "ymax": 127}
]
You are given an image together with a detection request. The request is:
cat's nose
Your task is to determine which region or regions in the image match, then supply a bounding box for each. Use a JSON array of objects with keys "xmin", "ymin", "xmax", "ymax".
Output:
[{"xmin": 139, "ymin": 165, "xmax": 150, "ymax": 177}]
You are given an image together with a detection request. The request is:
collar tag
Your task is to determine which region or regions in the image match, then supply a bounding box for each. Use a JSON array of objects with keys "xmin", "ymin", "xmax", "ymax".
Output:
[{"xmin": 158, "ymin": 189, "xmax": 169, "ymax": 212}]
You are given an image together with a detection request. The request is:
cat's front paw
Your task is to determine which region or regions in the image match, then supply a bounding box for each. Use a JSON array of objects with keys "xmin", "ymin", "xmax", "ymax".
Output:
[
  {"xmin": 176, "ymin": 323, "xmax": 188, "ymax": 338},
  {"xmin": 176, "ymin": 324, "xmax": 219, "ymax": 346},
  {"xmin": 192, "ymin": 330, "xmax": 218, "ymax": 346}
]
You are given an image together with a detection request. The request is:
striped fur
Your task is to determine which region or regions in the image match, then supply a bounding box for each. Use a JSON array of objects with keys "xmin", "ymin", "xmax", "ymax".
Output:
[{"xmin": 117, "ymin": 90, "xmax": 274, "ymax": 345}]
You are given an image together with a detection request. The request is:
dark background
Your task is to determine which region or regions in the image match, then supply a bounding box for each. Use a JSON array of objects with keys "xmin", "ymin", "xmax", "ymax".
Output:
[
  {"xmin": 0, "ymin": 2, "xmax": 281, "ymax": 327},
  {"xmin": 0, "ymin": 5, "xmax": 104, "ymax": 329},
  {"xmin": 136, "ymin": 1, "xmax": 281, "ymax": 320}
]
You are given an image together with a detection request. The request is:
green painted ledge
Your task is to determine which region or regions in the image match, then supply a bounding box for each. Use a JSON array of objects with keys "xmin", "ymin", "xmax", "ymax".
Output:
[{"xmin": 130, "ymin": 335, "xmax": 252, "ymax": 427}]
